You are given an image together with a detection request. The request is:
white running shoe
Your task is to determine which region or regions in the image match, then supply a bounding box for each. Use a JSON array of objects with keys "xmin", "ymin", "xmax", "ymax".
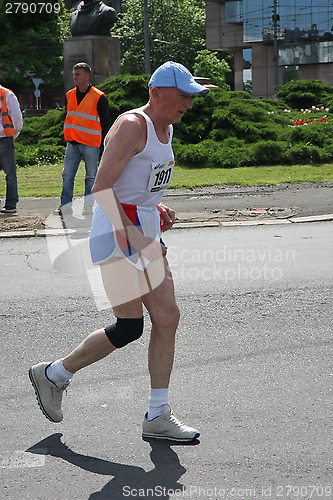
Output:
[
  {"xmin": 29, "ymin": 362, "xmax": 70, "ymax": 423},
  {"xmin": 142, "ymin": 404, "xmax": 200, "ymax": 442}
]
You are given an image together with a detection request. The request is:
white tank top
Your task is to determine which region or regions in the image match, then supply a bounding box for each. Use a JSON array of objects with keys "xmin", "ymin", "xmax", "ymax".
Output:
[{"xmin": 112, "ymin": 108, "xmax": 174, "ymax": 207}]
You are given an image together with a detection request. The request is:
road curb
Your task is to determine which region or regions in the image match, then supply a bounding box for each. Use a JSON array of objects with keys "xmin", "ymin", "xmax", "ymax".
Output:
[
  {"xmin": 175, "ymin": 213, "xmax": 333, "ymax": 229},
  {"xmin": 0, "ymin": 213, "xmax": 332, "ymax": 239}
]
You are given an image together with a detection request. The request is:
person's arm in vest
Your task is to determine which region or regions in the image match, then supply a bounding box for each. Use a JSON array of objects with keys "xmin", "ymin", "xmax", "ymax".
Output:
[
  {"xmin": 97, "ymin": 94, "xmax": 112, "ymax": 142},
  {"xmin": 7, "ymin": 91, "xmax": 23, "ymax": 139}
]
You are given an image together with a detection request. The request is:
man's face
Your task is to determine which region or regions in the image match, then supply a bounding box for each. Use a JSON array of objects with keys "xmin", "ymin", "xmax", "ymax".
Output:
[
  {"xmin": 72, "ymin": 69, "xmax": 90, "ymax": 89},
  {"xmin": 158, "ymin": 87, "xmax": 193, "ymax": 124}
]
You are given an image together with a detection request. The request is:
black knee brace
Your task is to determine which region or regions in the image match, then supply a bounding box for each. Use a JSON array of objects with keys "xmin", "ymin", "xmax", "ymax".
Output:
[{"xmin": 104, "ymin": 317, "xmax": 144, "ymax": 348}]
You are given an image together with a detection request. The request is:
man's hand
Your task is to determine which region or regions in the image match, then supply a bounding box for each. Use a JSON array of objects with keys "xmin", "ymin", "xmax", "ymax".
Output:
[
  {"xmin": 157, "ymin": 203, "xmax": 176, "ymax": 232},
  {"xmin": 140, "ymin": 238, "xmax": 167, "ymax": 262}
]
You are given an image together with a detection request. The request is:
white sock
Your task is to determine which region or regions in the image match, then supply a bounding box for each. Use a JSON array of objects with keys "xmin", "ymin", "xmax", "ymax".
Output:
[
  {"xmin": 147, "ymin": 388, "xmax": 169, "ymax": 420},
  {"xmin": 46, "ymin": 359, "xmax": 73, "ymax": 385}
]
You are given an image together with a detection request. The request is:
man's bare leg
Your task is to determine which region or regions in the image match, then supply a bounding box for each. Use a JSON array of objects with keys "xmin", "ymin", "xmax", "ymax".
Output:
[
  {"xmin": 142, "ymin": 261, "xmax": 180, "ymax": 389},
  {"xmin": 62, "ymin": 328, "xmax": 117, "ymax": 373},
  {"xmin": 28, "ymin": 258, "xmax": 144, "ymax": 422},
  {"xmin": 141, "ymin": 258, "xmax": 200, "ymax": 440},
  {"xmin": 63, "ymin": 258, "xmax": 145, "ymax": 373}
]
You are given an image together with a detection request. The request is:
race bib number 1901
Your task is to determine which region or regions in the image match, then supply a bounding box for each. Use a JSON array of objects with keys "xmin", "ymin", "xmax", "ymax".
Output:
[{"xmin": 146, "ymin": 160, "xmax": 174, "ymax": 193}]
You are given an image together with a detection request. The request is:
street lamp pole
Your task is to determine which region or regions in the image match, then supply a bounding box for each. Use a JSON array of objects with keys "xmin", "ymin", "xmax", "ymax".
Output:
[
  {"xmin": 143, "ymin": 0, "xmax": 151, "ymax": 74},
  {"xmin": 272, "ymin": 0, "xmax": 279, "ymax": 96}
]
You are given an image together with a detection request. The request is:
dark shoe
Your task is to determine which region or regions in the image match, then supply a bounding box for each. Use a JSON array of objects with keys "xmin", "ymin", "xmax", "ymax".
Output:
[{"xmin": 0, "ymin": 207, "xmax": 16, "ymax": 214}]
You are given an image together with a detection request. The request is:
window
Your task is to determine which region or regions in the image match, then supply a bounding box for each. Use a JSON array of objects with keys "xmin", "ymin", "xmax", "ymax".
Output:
[
  {"xmin": 240, "ymin": 0, "xmax": 333, "ymax": 44},
  {"xmin": 225, "ymin": 1, "xmax": 243, "ymax": 23}
]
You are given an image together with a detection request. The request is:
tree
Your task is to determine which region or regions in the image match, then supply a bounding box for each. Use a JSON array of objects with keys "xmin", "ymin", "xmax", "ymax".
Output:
[
  {"xmin": 113, "ymin": 0, "xmax": 206, "ymax": 74},
  {"xmin": 0, "ymin": 0, "xmax": 68, "ymax": 90},
  {"xmin": 193, "ymin": 50, "xmax": 231, "ymax": 89}
]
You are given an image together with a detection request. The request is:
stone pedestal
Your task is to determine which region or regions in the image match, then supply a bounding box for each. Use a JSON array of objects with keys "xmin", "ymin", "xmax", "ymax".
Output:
[{"xmin": 63, "ymin": 36, "xmax": 120, "ymax": 91}]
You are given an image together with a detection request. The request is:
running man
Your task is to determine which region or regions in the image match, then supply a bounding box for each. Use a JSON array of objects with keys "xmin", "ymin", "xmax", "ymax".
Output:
[{"xmin": 29, "ymin": 61, "xmax": 209, "ymax": 441}]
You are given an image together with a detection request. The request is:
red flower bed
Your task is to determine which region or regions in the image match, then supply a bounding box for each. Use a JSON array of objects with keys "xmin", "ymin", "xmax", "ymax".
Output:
[{"xmin": 292, "ymin": 118, "xmax": 328, "ymax": 126}]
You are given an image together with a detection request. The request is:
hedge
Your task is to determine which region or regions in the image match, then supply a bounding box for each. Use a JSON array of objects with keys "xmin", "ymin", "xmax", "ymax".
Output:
[{"xmin": 15, "ymin": 76, "xmax": 333, "ymax": 168}]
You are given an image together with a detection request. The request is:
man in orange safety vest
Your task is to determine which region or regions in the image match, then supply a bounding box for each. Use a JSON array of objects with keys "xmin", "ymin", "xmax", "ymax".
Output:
[
  {"xmin": 0, "ymin": 84, "xmax": 23, "ymax": 214},
  {"xmin": 56, "ymin": 62, "xmax": 112, "ymax": 217}
]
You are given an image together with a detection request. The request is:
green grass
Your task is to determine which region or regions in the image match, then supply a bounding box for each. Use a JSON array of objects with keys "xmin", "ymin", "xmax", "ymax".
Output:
[
  {"xmin": 1, "ymin": 162, "xmax": 333, "ymax": 198},
  {"xmin": 0, "ymin": 163, "xmax": 85, "ymax": 198},
  {"xmin": 171, "ymin": 163, "xmax": 333, "ymax": 188}
]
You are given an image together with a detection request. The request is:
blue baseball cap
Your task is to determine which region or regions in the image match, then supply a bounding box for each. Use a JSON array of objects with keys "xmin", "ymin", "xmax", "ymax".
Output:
[{"xmin": 148, "ymin": 61, "xmax": 210, "ymax": 95}]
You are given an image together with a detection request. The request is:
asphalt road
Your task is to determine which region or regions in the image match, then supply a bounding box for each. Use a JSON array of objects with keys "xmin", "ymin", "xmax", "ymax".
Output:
[{"xmin": 1, "ymin": 221, "xmax": 333, "ymax": 499}]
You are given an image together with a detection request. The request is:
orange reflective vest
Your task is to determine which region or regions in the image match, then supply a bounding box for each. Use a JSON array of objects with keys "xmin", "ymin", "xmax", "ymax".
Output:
[
  {"xmin": 0, "ymin": 87, "xmax": 15, "ymax": 137},
  {"xmin": 64, "ymin": 86, "xmax": 104, "ymax": 147}
]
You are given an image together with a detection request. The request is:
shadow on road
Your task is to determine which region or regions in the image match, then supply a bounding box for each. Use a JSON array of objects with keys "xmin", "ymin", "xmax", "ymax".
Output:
[{"xmin": 26, "ymin": 433, "xmax": 199, "ymax": 498}]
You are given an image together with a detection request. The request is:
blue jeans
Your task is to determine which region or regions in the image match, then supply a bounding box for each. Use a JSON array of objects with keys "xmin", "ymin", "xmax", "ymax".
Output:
[
  {"xmin": 0, "ymin": 137, "xmax": 19, "ymax": 209},
  {"xmin": 61, "ymin": 142, "xmax": 100, "ymax": 207}
]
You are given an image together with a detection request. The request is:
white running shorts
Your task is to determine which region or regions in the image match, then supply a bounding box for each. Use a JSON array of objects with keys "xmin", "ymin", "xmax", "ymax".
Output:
[{"xmin": 89, "ymin": 203, "xmax": 164, "ymax": 271}]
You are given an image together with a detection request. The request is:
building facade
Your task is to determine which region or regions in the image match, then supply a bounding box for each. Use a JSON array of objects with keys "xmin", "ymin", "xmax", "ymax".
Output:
[{"xmin": 206, "ymin": 0, "xmax": 333, "ymax": 97}]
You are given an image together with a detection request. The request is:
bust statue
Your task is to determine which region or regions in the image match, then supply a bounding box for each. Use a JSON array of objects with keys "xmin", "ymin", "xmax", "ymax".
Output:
[{"xmin": 69, "ymin": 0, "xmax": 118, "ymax": 37}]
